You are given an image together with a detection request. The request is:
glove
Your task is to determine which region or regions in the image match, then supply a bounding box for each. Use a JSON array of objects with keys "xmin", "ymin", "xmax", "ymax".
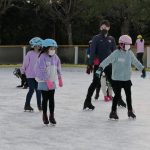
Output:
[
  {"xmin": 46, "ymin": 80, "xmax": 54, "ymax": 89},
  {"xmin": 59, "ymin": 79, "xmax": 63, "ymax": 87},
  {"xmin": 141, "ymin": 68, "xmax": 146, "ymax": 78},
  {"xmin": 93, "ymin": 57, "xmax": 100, "ymax": 65},
  {"xmin": 95, "ymin": 67, "xmax": 103, "ymax": 78},
  {"xmin": 86, "ymin": 65, "xmax": 93, "ymax": 74}
]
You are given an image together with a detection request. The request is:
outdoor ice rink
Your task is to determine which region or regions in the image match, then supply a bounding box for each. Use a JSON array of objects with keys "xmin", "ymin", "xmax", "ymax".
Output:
[{"xmin": 0, "ymin": 67, "xmax": 150, "ymax": 150}]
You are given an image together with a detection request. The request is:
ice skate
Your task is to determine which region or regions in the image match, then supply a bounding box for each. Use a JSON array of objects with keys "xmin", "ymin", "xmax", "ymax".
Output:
[
  {"xmin": 43, "ymin": 113, "xmax": 49, "ymax": 125},
  {"xmin": 109, "ymin": 111, "xmax": 119, "ymax": 120},
  {"xmin": 38, "ymin": 105, "xmax": 42, "ymax": 111},
  {"xmin": 108, "ymin": 96, "xmax": 113, "ymax": 101},
  {"xmin": 24, "ymin": 105, "xmax": 34, "ymax": 112},
  {"xmin": 117, "ymin": 99, "xmax": 126, "ymax": 108},
  {"xmin": 104, "ymin": 96, "xmax": 109, "ymax": 102},
  {"xmin": 94, "ymin": 94, "xmax": 99, "ymax": 100},
  {"xmin": 83, "ymin": 101, "xmax": 95, "ymax": 110},
  {"xmin": 49, "ymin": 114, "xmax": 56, "ymax": 125},
  {"xmin": 128, "ymin": 110, "xmax": 136, "ymax": 119},
  {"xmin": 22, "ymin": 86, "xmax": 28, "ymax": 89}
]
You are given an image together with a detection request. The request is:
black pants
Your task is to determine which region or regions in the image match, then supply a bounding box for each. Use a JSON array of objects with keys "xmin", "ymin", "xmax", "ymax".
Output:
[
  {"xmin": 85, "ymin": 65, "xmax": 112, "ymax": 103},
  {"xmin": 137, "ymin": 53, "xmax": 144, "ymax": 65},
  {"xmin": 112, "ymin": 80, "xmax": 132, "ymax": 111},
  {"xmin": 93, "ymin": 65, "xmax": 101, "ymax": 97},
  {"xmin": 41, "ymin": 90, "xmax": 55, "ymax": 115}
]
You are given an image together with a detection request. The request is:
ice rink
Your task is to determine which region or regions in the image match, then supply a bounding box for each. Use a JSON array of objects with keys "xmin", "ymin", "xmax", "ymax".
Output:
[{"xmin": 0, "ymin": 67, "xmax": 150, "ymax": 150}]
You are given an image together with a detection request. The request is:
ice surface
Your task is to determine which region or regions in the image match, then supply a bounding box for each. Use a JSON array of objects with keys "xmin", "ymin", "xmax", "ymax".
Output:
[{"xmin": 0, "ymin": 67, "xmax": 150, "ymax": 150}]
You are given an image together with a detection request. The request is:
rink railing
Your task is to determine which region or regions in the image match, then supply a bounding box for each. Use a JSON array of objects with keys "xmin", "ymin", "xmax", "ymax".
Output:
[{"xmin": 0, "ymin": 45, "xmax": 149, "ymax": 67}]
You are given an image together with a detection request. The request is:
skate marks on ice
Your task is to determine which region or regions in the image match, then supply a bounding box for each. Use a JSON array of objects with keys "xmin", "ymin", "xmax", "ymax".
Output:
[{"xmin": 0, "ymin": 68, "xmax": 150, "ymax": 150}]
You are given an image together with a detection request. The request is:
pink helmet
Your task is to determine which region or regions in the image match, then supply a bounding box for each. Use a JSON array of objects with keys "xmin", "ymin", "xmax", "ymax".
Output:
[{"xmin": 118, "ymin": 35, "xmax": 132, "ymax": 44}]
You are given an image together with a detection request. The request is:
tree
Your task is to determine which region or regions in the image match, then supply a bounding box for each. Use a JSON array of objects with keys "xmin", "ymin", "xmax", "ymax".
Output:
[
  {"xmin": 34, "ymin": 0, "xmax": 88, "ymax": 45},
  {"xmin": 0, "ymin": 0, "xmax": 13, "ymax": 44}
]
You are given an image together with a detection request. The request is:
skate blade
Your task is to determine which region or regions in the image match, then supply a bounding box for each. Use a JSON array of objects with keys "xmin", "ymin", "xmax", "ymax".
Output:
[
  {"xmin": 118, "ymin": 105, "xmax": 126, "ymax": 108},
  {"xmin": 24, "ymin": 110, "xmax": 34, "ymax": 112},
  {"xmin": 108, "ymin": 118, "xmax": 119, "ymax": 121},
  {"xmin": 83, "ymin": 108, "xmax": 95, "ymax": 111},
  {"xmin": 42, "ymin": 124, "xmax": 49, "ymax": 127},
  {"xmin": 49, "ymin": 123, "xmax": 56, "ymax": 126},
  {"xmin": 95, "ymin": 98, "xmax": 99, "ymax": 101},
  {"xmin": 128, "ymin": 117, "xmax": 136, "ymax": 120}
]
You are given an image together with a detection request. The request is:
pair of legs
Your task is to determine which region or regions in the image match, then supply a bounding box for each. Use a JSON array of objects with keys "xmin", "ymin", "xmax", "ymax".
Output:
[
  {"xmin": 83, "ymin": 65, "xmax": 126, "ymax": 109},
  {"xmin": 110, "ymin": 80, "xmax": 136, "ymax": 119},
  {"xmin": 93, "ymin": 65, "xmax": 101, "ymax": 100},
  {"xmin": 137, "ymin": 52, "xmax": 144, "ymax": 65},
  {"xmin": 41, "ymin": 90, "xmax": 56, "ymax": 124},
  {"xmin": 24, "ymin": 78, "xmax": 41, "ymax": 111}
]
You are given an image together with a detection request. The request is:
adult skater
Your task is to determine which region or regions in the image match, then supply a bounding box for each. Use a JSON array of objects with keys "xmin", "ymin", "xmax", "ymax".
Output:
[
  {"xmin": 83, "ymin": 20, "xmax": 126, "ymax": 110},
  {"xmin": 96, "ymin": 35, "xmax": 146, "ymax": 119},
  {"xmin": 86, "ymin": 40, "xmax": 101, "ymax": 100},
  {"xmin": 21, "ymin": 37, "xmax": 43, "ymax": 111},
  {"xmin": 35, "ymin": 39, "xmax": 63, "ymax": 125}
]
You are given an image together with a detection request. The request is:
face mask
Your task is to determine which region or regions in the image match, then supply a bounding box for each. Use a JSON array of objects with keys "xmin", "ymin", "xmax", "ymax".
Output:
[
  {"xmin": 101, "ymin": 29, "xmax": 108, "ymax": 35},
  {"xmin": 48, "ymin": 50, "xmax": 55, "ymax": 56},
  {"xmin": 124, "ymin": 45, "xmax": 131, "ymax": 51}
]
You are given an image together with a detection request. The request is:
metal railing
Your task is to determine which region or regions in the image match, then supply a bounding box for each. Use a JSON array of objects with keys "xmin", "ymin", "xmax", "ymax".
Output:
[{"xmin": 0, "ymin": 45, "xmax": 149, "ymax": 67}]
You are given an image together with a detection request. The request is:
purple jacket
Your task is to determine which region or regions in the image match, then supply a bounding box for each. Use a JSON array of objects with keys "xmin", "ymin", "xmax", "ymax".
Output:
[
  {"xmin": 35, "ymin": 53, "xmax": 62, "ymax": 82},
  {"xmin": 21, "ymin": 50, "xmax": 40, "ymax": 78}
]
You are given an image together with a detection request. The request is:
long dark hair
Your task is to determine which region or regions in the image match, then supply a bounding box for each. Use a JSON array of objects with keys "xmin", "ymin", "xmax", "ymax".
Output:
[
  {"xmin": 38, "ymin": 47, "xmax": 50, "ymax": 58},
  {"xmin": 140, "ymin": 38, "xmax": 143, "ymax": 42}
]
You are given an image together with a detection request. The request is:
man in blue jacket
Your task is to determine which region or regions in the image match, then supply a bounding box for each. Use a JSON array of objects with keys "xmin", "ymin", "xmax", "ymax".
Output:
[{"xmin": 83, "ymin": 20, "xmax": 126, "ymax": 110}]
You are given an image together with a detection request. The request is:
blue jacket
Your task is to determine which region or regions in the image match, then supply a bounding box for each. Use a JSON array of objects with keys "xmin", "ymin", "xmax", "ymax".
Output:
[
  {"xmin": 100, "ymin": 49, "xmax": 144, "ymax": 81},
  {"xmin": 90, "ymin": 33, "xmax": 116, "ymax": 65}
]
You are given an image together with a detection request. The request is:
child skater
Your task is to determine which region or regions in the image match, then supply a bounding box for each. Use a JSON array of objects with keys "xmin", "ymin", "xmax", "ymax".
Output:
[
  {"xmin": 101, "ymin": 72, "xmax": 113, "ymax": 102},
  {"xmin": 35, "ymin": 39, "xmax": 63, "ymax": 125},
  {"xmin": 21, "ymin": 37, "xmax": 43, "ymax": 111},
  {"xmin": 96, "ymin": 35, "xmax": 146, "ymax": 120}
]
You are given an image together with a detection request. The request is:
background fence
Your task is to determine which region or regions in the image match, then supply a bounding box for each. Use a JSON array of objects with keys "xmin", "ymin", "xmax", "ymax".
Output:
[{"xmin": 0, "ymin": 45, "xmax": 149, "ymax": 67}]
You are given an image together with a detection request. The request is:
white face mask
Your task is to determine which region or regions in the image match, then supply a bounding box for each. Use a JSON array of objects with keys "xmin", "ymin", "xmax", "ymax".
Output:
[
  {"xmin": 124, "ymin": 45, "xmax": 131, "ymax": 51},
  {"xmin": 48, "ymin": 50, "xmax": 55, "ymax": 56}
]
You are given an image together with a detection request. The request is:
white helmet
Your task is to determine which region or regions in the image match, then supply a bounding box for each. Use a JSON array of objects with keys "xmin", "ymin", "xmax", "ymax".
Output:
[{"xmin": 119, "ymin": 35, "xmax": 132, "ymax": 44}]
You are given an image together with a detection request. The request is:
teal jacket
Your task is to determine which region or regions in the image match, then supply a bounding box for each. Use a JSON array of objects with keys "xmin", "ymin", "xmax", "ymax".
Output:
[{"xmin": 100, "ymin": 49, "xmax": 144, "ymax": 81}]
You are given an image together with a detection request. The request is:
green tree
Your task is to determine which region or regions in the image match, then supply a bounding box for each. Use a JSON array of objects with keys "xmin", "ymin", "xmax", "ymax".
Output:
[{"xmin": 0, "ymin": 0, "xmax": 13, "ymax": 44}]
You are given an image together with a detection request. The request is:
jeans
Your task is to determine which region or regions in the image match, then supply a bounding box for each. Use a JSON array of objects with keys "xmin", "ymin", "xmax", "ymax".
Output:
[{"xmin": 25, "ymin": 78, "xmax": 41, "ymax": 107}]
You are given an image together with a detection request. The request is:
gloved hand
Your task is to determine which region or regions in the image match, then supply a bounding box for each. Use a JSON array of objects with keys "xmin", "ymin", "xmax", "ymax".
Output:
[
  {"xmin": 141, "ymin": 68, "xmax": 146, "ymax": 78},
  {"xmin": 59, "ymin": 78, "xmax": 63, "ymax": 87},
  {"xmin": 46, "ymin": 80, "xmax": 54, "ymax": 89},
  {"xmin": 95, "ymin": 67, "xmax": 103, "ymax": 78},
  {"xmin": 86, "ymin": 65, "xmax": 93, "ymax": 74}
]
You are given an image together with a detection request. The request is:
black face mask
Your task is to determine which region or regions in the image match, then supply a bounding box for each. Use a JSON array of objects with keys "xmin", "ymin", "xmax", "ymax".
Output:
[{"xmin": 101, "ymin": 29, "xmax": 108, "ymax": 35}]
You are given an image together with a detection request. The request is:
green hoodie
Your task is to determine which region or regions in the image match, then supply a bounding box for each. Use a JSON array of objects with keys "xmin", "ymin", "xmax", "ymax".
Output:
[{"xmin": 100, "ymin": 49, "xmax": 144, "ymax": 81}]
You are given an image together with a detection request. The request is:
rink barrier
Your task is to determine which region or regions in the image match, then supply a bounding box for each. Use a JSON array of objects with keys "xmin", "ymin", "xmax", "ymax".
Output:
[
  {"xmin": 0, "ymin": 64, "xmax": 150, "ymax": 72},
  {"xmin": 0, "ymin": 45, "xmax": 149, "ymax": 67},
  {"xmin": 0, "ymin": 64, "xmax": 87, "ymax": 68},
  {"xmin": 0, "ymin": 45, "xmax": 88, "ymax": 65}
]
